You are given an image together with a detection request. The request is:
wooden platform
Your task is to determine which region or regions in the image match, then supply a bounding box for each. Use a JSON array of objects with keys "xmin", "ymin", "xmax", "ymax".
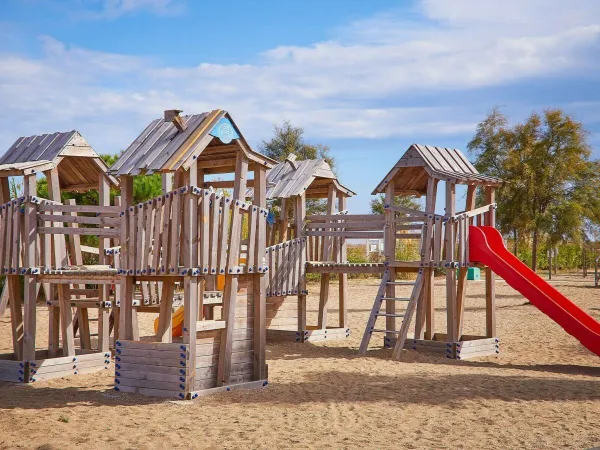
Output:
[
  {"xmin": 306, "ymin": 262, "xmax": 385, "ymax": 274},
  {"xmin": 385, "ymin": 334, "xmax": 500, "ymax": 359},
  {"xmin": 267, "ymin": 326, "xmax": 350, "ymax": 343},
  {"xmin": 0, "ymin": 350, "xmax": 111, "ymax": 383}
]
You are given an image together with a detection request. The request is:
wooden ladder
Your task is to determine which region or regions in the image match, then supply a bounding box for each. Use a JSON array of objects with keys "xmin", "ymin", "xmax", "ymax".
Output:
[{"xmin": 359, "ymin": 268, "xmax": 425, "ymax": 359}]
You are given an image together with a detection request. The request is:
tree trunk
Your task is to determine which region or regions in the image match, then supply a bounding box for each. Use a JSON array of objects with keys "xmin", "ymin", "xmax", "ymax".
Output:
[
  {"xmin": 532, "ymin": 228, "xmax": 538, "ymax": 272},
  {"xmin": 513, "ymin": 229, "xmax": 518, "ymax": 255}
]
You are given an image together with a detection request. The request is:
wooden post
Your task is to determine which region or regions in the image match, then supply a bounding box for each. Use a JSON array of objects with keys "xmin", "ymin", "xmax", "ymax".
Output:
[
  {"xmin": 183, "ymin": 276, "xmax": 199, "ymax": 394},
  {"xmin": 217, "ymin": 152, "xmax": 248, "ymax": 386},
  {"xmin": 97, "ymin": 174, "xmax": 111, "ymax": 352},
  {"xmin": 445, "ymin": 182, "xmax": 457, "ymax": 342},
  {"xmin": 0, "ymin": 179, "xmax": 22, "ymax": 359},
  {"xmin": 295, "ymin": 193, "xmax": 307, "ymax": 333},
  {"xmin": 43, "ymin": 168, "xmax": 64, "ymax": 355},
  {"xmin": 456, "ymin": 184, "xmax": 476, "ymax": 338},
  {"xmin": 338, "ymin": 193, "xmax": 348, "ymax": 328},
  {"xmin": 279, "ymin": 199, "xmax": 288, "ymax": 243},
  {"xmin": 485, "ymin": 186, "xmax": 496, "ymax": 337},
  {"xmin": 22, "ymin": 174, "xmax": 37, "ymax": 361},
  {"xmin": 415, "ymin": 178, "xmax": 437, "ymax": 339},
  {"xmin": 253, "ymin": 164, "xmax": 267, "ymax": 380},
  {"xmin": 162, "ymin": 173, "xmax": 173, "ymax": 192},
  {"xmin": 384, "ymin": 181, "xmax": 396, "ymax": 344},
  {"xmin": 317, "ymin": 184, "xmax": 337, "ymax": 329},
  {"xmin": 119, "ymin": 175, "xmax": 135, "ymax": 340}
]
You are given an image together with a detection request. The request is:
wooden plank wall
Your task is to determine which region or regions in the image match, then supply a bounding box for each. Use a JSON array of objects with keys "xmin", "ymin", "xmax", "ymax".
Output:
[
  {"xmin": 121, "ymin": 186, "xmax": 267, "ymax": 276},
  {"xmin": 265, "ymin": 237, "xmax": 307, "ymax": 297}
]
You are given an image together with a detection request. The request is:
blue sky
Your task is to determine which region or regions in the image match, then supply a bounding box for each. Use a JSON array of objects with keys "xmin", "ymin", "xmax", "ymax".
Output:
[{"xmin": 1, "ymin": 0, "xmax": 600, "ymax": 213}]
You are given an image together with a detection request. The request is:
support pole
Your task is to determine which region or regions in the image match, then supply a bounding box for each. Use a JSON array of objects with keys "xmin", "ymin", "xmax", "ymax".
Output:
[
  {"xmin": 253, "ymin": 164, "xmax": 267, "ymax": 380},
  {"xmin": 456, "ymin": 184, "xmax": 476, "ymax": 338},
  {"xmin": 295, "ymin": 193, "xmax": 307, "ymax": 334},
  {"xmin": 445, "ymin": 182, "xmax": 457, "ymax": 342},
  {"xmin": 317, "ymin": 184, "xmax": 337, "ymax": 329},
  {"xmin": 415, "ymin": 178, "xmax": 438, "ymax": 340},
  {"xmin": 97, "ymin": 174, "xmax": 111, "ymax": 352},
  {"xmin": 217, "ymin": 151, "xmax": 248, "ymax": 386},
  {"xmin": 485, "ymin": 186, "xmax": 496, "ymax": 337},
  {"xmin": 119, "ymin": 175, "xmax": 135, "ymax": 340},
  {"xmin": 338, "ymin": 193, "xmax": 348, "ymax": 328},
  {"xmin": 22, "ymin": 174, "xmax": 38, "ymax": 361},
  {"xmin": 384, "ymin": 181, "xmax": 396, "ymax": 345}
]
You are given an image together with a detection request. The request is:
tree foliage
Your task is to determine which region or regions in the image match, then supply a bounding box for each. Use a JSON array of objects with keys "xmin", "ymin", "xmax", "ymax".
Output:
[{"xmin": 468, "ymin": 107, "xmax": 600, "ymax": 271}]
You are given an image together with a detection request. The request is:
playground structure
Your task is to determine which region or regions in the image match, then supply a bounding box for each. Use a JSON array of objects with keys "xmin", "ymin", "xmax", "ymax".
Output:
[
  {"xmin": 261, "ymin": 154, "xmax": 357, "ymax": 342},
  {"xmin": 0, "ymin": 130, "xmax": 119, "ymax": 382},
  {"xmin": 1, "ymin": 110, "xmax": 599, "ymax": 399}
]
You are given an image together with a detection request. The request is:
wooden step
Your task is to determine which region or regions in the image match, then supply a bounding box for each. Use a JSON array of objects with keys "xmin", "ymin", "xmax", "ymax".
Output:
[{"xmin": 381, "ymin": 297, "xmax": 411, "ymax": 301}]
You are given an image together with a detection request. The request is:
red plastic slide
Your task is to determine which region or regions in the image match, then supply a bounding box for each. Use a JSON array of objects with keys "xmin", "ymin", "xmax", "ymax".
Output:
[{"xmin": 469, "ymin": 226, "xmax": 600, "ymax": 357}]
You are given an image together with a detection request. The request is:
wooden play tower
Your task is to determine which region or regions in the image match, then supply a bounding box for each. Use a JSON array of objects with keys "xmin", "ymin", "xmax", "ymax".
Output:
[
  {"xmin": 0, "ymin": 130, "xmax": 119, "ymax": 382},
  {"xmin": 109, "ymin": 109, "xmax": 276, "ymax": 398},
  {"xmin": 359, "ymin": 144, "xmax": 502, "ymax": 359},
  {"xmin": 261, "ymin": 155, "xmax": 356, "ymax": 342}
]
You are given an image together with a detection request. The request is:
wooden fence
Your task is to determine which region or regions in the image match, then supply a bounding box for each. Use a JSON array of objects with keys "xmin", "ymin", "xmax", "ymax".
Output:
[
  {"xmin": 305, "ymin": 214, "xmax": 384, "ymax": 262},
  {"xmin": 265, "ymin": 237, "xmax": 307, "ymax": 297},
  {"xmin": 120, "ymin": 186, "xmax": 268, "ymax": 276}
]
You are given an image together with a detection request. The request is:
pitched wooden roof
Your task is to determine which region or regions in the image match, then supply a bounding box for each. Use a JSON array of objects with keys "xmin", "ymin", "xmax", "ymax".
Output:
[
  {"xmin": 266, "ymin": 157, "xmax": 355, "ymax": 199},
  {"xmin": 109, "ymin": 109, "xmax": 276, "ymax": 176},
  {"xmin": 372, "ymin": 144, "xmax": 502, "ymax": 195},
  {"xmin": 0, "ymin": 131, "xmax": 118, "ymax": 189}
]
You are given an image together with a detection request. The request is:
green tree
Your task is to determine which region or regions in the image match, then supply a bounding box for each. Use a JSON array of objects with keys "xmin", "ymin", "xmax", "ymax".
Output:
[
  {"xmin": 260, "ymin": 121, "xmax": 337, "ymax": 216},
  {"xmin": 468, "ymin": 107, "xmax": 600, "ymax": 271}
]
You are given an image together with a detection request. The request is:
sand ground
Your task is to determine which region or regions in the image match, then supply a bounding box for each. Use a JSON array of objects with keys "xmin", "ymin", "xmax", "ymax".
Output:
[{"xmin": 0, "ymin": 274, "xmax": 599, "ymax": 449}]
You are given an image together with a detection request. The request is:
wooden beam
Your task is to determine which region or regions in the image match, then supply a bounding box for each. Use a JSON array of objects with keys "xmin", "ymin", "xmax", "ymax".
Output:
[
  {"xmin": 456, "ymin": 184, "xmax": 476, "ymax": 338},
  {"xmin": 97, "ymin": 174, "xmax": 111, "ymax": 352},
  {"xmin": 415, "ymin": 177, "xmax": 437, "ymax": 339},
  {"xmin": 338, "ymin": 193, "xmax": 348, "ymax": 328},
  {"xmin": 445, "ymin": 182, "xmax": 457, "ymax": 342},
  {"xmin": 119, "ymin": 175, "xmax": 135, "ymax": 340},
  {"xmin": 253, "ymin": 165, "xmax": 267, "ymax": 380},
  {"xmin": 317, "ymin": 184, "xmax": 337, "ymax": 329},
  {"xmin": 217, "ymin": 152, "xmax": 248, "ymax": 386},
  {"xmin": 485, "ymin": 186, "xmax": 496, "ymax": 337},
  {"xmin": 295, "ymin": 193, "xmax": 307, "ymax": 333},
  {"xmin": 384, "ymin": 181, "xmax": 396, "ymax": 343},
  {"xmin": 22, "ymin": 174, "xmax": 37, "ymax": 361}
]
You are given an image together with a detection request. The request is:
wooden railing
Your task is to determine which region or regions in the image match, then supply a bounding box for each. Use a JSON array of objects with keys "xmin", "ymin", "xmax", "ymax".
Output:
[
  {"xmin": 0, "ymin": 197, "xmax": 25, "ymax": 274},
  {"xmin": 305, "ymin": 213, "xmax": 384, "ymax": 262},
  {"xmin": 121, "ymin": 186, "xmax": 268, "ymax": 276},
  {"xmin": 384, "ymin": 203, "xmax": 497, "ymax": 267},
  {"xmin": 265, "ymin": 237, "xmax": 306, "ymax": 297}
]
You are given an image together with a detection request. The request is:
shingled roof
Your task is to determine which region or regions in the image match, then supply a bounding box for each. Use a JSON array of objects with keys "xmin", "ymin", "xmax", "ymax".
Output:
[
  {"xmin": 372, "ymin": 144, "xmax": 502, "ymax": 195},
  {"xmin": 266, "ymin": 157, "xmax": 355, "ymax": 199},
  {"xmin": 0, "ymin": 131, "xmax": 118, "ymax": 189},
  {"xmin": 109, "ymin": 109, "xmax": 276, "ymax": 176}
]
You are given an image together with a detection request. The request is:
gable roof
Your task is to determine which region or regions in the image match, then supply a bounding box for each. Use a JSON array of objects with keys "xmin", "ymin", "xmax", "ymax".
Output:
[
  {"xmin": 0, "ymin": 131, "xmax": 118, "ymax": 189},
  {"xmin": 266, "ymin": 158, "xmax": 355, "ymax": 199},
  {"xmin": 372, "ymin": 144, "xmax": 502, "ymax": 195},
  {"xmin": 109, "ymin": 109, "xmax": 276, "ymax": 176}
]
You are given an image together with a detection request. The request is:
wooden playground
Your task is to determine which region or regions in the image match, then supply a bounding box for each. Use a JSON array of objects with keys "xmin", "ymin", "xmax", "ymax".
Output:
[{"xmin": 0, "ymin": 108, "xmax": 597, "ymax": 403}]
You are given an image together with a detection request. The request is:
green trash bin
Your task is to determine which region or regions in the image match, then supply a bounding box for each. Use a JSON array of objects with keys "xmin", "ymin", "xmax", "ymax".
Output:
[{"xmin": 457, "ymin": 267, "xmax": 481, "ymax": 280}]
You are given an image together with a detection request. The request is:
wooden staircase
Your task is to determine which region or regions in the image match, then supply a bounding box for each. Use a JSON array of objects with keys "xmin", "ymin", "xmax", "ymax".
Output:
[{"xmin": 359, "ymin": 267, "xmax": 425, "ymax": 359}]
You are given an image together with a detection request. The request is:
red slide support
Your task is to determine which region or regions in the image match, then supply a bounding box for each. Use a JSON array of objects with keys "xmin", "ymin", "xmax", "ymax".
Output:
[{"xmin": 469, "ymin": 226, "xmax": 600, "ymax": 357}]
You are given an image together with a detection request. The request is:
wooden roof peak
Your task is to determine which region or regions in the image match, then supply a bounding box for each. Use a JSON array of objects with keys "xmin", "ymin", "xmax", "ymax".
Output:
[
  {"xmin": 372, "ymin": 144, "xmax": 502, "ymax": 195},
  {"xmin": 0, "ymin": 130, "xmax": 118, "ymax": 187},
  {"xmin": 266, "ymin": 158, "xmax": 356, "ymax": 199},
  {"xmin": 109, "ymin": 109, "xmax": 277, "ymax": 177}
]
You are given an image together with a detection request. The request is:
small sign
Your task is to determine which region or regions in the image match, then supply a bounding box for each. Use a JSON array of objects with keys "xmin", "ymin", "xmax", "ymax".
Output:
[{"xmin": 209, "ymin": 118, "xmax": 240, "ymax": 144}]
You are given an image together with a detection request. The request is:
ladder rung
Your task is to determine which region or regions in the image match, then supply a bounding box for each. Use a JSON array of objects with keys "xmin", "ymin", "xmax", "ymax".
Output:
[
  {"xmin": 88, "ymin": 318, "xmax": 98, "ymax": 322},
  {"xmin": 386, "ymin": 282, "xmax": 415, "ymax": 285},
  {"xmin": 381, "ymin": 297, "xmax": 411, "ymax": 301},
  {"xmin": 371, "ymin": 329, "xmax": 400, "ymax": 333},
  {"xmin": 376, "ymin": 313, "xmax": 405, "ymax": 317}
]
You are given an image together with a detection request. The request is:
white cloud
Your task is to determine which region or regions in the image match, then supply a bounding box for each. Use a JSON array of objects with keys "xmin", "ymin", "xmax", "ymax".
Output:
[{"xmin": 0, "ymin": 0, "xmax": 599, "ymax": 154}]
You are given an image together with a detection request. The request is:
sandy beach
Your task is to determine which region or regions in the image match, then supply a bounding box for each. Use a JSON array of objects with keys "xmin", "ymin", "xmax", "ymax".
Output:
[{"xmin": 1, "ymin": 274, "xmax": 599, "ymax": 449}]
